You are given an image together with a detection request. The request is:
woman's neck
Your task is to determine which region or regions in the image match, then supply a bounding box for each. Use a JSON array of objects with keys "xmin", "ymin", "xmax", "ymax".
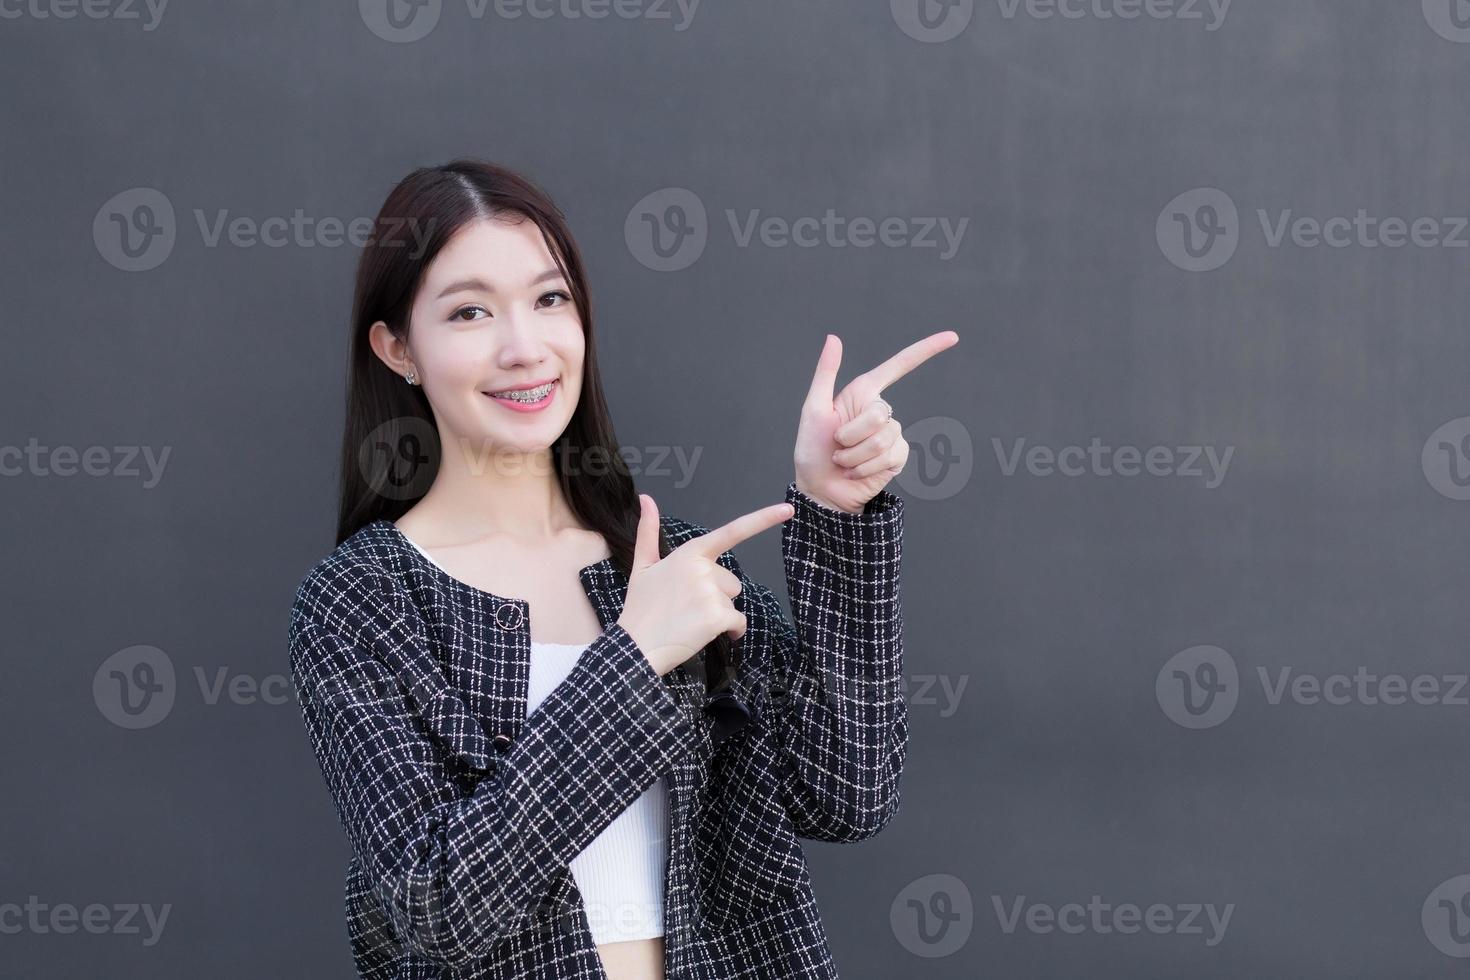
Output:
[{"xmin": 405, "ymin": 447, "xmax": 581, "ymax": 543}]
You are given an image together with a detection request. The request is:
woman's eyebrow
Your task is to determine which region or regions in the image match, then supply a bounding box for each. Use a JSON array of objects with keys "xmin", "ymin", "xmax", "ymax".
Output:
[{"xmin": 434, "ymin": 269, "xmax": 565, "ymax": 300}]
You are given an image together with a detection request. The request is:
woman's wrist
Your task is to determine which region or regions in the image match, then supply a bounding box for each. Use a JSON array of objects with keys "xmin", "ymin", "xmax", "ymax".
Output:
[{"xmin": 792, "ymin": 478, "xmax": 865, "ymax": 515}]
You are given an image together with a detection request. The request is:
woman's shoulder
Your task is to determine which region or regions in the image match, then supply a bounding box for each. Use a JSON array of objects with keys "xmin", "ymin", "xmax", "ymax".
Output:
[{"xmin": 288, "ymin": 520, "xmax": 411, "ymax": 641}]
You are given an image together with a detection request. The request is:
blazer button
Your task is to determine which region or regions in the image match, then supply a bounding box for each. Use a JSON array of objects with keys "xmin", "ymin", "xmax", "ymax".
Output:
[
  {"xmin": 492, "ymin": 733, "xmax": 513, "ymax": 750},
  {"xmin": 494, "ymin": 602, "xmax": 524, "ymax": 631}
]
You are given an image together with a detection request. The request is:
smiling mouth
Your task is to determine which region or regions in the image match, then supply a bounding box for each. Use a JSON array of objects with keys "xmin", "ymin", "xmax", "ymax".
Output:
[{"xmin": 486, "ymin": 378, "xmax": 558, "ymax": 403}]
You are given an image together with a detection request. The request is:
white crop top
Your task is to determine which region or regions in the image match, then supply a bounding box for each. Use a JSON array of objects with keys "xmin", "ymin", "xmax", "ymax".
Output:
[{"xmin": 398, "ymin": 531, "xmax": 669, "ymax": 944}]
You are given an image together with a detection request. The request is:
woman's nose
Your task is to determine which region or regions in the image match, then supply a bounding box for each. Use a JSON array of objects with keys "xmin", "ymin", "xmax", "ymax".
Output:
[{"xmin": 495, "ymin": 313, "xmax": 549, "ymax": 366}]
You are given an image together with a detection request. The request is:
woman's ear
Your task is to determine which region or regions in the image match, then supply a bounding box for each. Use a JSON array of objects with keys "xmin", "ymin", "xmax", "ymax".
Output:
[{"xmin": 367, "ymin": 319, "xmax": 414, "ymax": 379}]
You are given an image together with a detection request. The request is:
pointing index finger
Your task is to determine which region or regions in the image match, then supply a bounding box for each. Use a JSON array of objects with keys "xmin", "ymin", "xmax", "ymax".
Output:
[
  {"xmin": 687, "ymin": 502, "xmax": 795, "ymax": 561},
  {"xmin": 860, "ymin": 330, "xmax": 959, "ymax": 395}
]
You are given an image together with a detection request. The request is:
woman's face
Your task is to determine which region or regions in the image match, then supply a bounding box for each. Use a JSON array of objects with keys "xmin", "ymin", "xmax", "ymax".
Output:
[{"xmin": 391, "ymin": 215, "xmax": 584, "ymax": 462}]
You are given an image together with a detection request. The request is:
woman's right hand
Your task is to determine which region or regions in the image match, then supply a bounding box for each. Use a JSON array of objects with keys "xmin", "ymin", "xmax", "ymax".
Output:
[{"xmin": 616, "ymin": 494, "xmax": 795, "ymax": 677}]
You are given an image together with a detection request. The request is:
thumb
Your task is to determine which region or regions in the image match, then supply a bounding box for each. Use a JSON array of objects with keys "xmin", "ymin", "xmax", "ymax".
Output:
[
  {"xmin": 804, "ymin": 332, "xmax": 842, "ymax": 410},
  {"xmin": 630, "ymin": 494, "xmax": 661, "ymax": 572}
]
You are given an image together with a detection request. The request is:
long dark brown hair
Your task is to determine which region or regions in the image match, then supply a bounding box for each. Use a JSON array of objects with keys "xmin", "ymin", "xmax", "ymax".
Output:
[{"xmin": 333, "ymin": 159, "xmax": 739, "ymax": 700}]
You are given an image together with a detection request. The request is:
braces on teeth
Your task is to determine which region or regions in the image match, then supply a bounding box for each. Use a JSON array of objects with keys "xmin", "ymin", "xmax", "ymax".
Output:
[{"xmin": 494, "ymin": 381, "xmax": 554, "ymax": 402}]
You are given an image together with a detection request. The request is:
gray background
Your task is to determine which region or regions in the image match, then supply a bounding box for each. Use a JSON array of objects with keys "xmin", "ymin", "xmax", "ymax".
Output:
[{"xmin": 3, "ymin": 1, "xmax": 1469, "ymax": 977}]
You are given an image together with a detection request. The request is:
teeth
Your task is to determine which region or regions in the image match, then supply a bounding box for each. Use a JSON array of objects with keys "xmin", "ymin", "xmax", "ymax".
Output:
[{"xmin": 492, "ymin": 380, "xmax": 554, "ymax": 403}]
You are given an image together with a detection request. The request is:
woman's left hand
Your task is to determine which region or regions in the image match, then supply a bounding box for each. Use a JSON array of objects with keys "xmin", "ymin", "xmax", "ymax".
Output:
[{"xmin": 793, "ymin": 331, "xmax": 960, "ymax": 514}]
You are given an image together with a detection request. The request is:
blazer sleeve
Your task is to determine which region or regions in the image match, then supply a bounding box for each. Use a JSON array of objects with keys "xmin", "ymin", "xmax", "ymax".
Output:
[
  {"xmin": 746, "ymin": 479, "xmax": 908, "ymax": 843},
  {"xmin": 288, "ymin": 574, "xmax": 695, "ymax": 969}
]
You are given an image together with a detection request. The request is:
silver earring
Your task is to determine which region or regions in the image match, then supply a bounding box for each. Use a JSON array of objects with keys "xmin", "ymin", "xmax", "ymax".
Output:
[{"xmin": 405, "ymin": 370, "xmax": 418, "ymax": 386}]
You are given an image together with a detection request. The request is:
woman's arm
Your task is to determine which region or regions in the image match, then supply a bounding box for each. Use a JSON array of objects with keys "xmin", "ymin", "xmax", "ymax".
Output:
[
  {"xmin": 741, "ymin": 479, "xmax": 907, "ymax": 843},
  {"xmin": 737, "ymin": 330, "xmax": 945, "ymax": 841},
  {"xmin": 289, "ymin": 578, "xmax": 693, "ymax": 969}
]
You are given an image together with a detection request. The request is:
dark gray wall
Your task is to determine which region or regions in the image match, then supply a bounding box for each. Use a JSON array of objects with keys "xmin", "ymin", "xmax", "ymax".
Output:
[{"xmin": 4, "ymin": 1, "xmax": 1469, "ymax": 977}]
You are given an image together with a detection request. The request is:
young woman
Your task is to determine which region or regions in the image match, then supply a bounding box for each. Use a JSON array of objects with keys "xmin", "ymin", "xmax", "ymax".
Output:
[{"xmin": 288, "ymin": 159, "xmax": 957, "ymax": 980}]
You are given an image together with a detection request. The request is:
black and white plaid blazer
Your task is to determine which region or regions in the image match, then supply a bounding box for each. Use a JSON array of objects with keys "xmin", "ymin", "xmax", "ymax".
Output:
[{"xmin": 288, "ymin": 479, "xmax": 906, "ymax": 979}]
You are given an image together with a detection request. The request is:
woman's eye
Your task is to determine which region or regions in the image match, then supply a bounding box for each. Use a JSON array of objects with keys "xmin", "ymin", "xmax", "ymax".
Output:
[{"xmin": 452, "ymin": 292, "xmax": 567, "ymax": 321}]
